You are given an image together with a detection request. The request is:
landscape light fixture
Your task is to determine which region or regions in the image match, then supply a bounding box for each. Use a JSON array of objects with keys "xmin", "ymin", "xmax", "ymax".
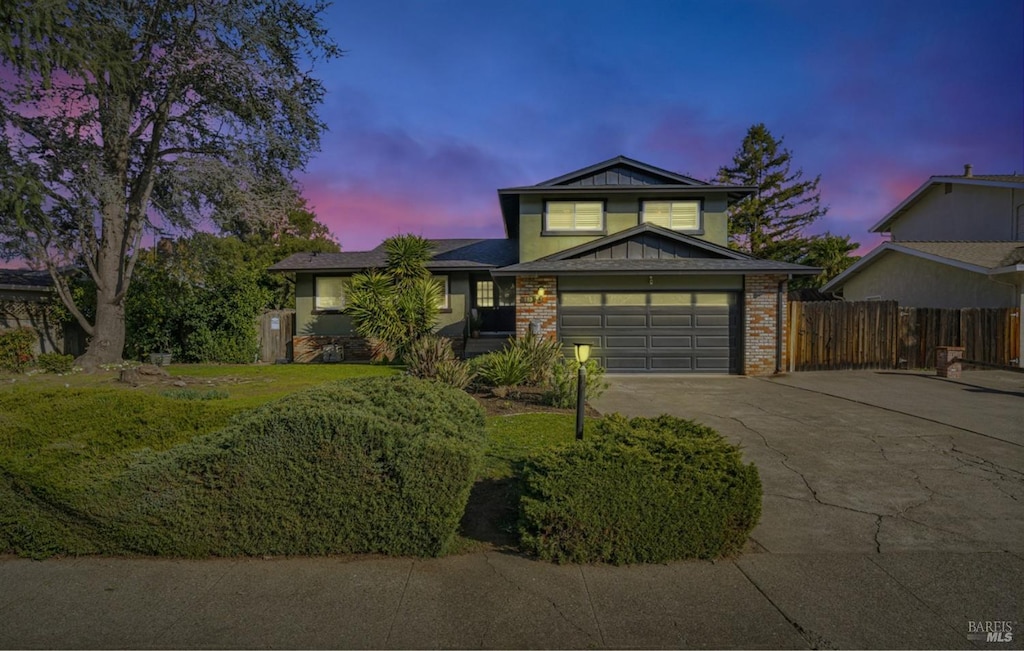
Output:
[{"xmin": 574, "ymin": 343, "xmax": 591, "ymax": 440}]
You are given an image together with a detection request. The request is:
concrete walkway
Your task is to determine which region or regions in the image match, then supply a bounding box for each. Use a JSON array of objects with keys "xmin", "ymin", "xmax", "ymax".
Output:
[{"xmin": 2, "ymin": 370, "xmax": 1022, "ymax": 649}]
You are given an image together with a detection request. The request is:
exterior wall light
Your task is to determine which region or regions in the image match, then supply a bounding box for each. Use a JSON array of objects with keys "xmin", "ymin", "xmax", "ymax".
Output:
[{"xmin": 536, "ymin": 287, "xmax": 546, "ymax": 298}]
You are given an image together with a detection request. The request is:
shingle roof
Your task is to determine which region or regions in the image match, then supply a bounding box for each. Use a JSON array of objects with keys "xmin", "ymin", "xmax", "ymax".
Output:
[
  {"xmin": 960, "ymin": 174, "xmax": 1024, "ymax": 183},
  {"xmin": 269, "ymin": 239, "xmax": 518, "ymax": 272},
  {"xmin": 492, "ymin": 258, "xmax": 819, "ymax": 275},
  {"xmin": 894, "ymin": 241, "xmax": 1024, "ymax": 269},
  {"xmin": 0, "ymin": 269, "xmax": 53, "ymax": 290}
]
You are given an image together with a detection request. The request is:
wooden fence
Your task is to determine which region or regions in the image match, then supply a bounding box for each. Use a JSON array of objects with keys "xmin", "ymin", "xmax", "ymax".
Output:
[
  {"xmin": 258, "ymin": 309, "xmax": 295, "ymax": 362},
  {"xmin": 788, "ymin": 301, "xmax": 1020, "ymax": 371}
]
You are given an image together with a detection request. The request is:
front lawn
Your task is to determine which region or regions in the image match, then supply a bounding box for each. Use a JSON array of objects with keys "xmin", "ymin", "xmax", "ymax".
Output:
[{"xmin": 1, "ymin": 363, "xmax": 575, "ymax": 556}]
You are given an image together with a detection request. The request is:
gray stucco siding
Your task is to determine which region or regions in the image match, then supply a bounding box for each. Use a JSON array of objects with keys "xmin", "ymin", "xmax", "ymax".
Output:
[
  {"xmin": 294, "ymin": 271, "xmax": 470, "ymax": 337},
  {"xmin": 889, "ymin": 184, "xmax": 1022, "ymax": 241},
  {"xmin": 840, "ymin": 252, "xmax": 1015, "ymax": 308}
]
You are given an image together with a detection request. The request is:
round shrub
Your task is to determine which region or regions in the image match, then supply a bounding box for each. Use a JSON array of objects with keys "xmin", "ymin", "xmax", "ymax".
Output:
[
  {"xmin": 518, "ymin": 414, "xmax": 761, "ymax": 564},
  {"xmin": 110, "ymin": 375, "xmax": 486, "ymax": 557}
]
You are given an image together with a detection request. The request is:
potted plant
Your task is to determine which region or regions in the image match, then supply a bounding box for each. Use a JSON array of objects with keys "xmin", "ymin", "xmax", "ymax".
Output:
[{"xmin": 148, "ymin": 333, "xmax": 173, "ymax": 366}]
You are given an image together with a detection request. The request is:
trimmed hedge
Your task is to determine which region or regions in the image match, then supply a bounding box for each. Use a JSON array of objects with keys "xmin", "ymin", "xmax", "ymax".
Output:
[
  {"xmin": 519, "ymin": 414, "xmax": 761, "ymax": 564},
  {"xmin": 107, "ymin": 375, "xmax": 486, "ymax": 557}
]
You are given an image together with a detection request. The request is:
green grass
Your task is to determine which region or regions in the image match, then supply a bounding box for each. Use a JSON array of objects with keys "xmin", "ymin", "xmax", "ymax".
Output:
[
  {"xmin": 481, "ymin": 413, "xmax": 581, "ymax": 479},
  {"xmin": 0, "ymin": 362, "xmax": 595, "ymax": 557}
]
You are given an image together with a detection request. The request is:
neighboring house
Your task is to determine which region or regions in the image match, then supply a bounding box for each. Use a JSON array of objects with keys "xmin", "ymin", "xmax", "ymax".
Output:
[
  {"xmin": 0, "ymin": 269, "xmax": 83, "ymax": 356},
  {"xmin": 271, "ymin": 156, "xmax": 818, "ymax": 374},
  {"xmin": 823, "ymin": 166, "xmax": 1024, "ymax": 365}
]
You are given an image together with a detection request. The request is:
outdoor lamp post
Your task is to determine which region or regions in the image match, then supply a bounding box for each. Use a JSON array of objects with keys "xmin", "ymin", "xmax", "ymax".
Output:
[{"xmin": 574, "ymin": 343, "xmax": 591, "ymax": 440}]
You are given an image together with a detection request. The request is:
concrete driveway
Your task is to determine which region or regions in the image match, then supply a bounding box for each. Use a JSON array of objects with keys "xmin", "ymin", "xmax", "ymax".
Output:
[{"xmin": 593, "ymin": 369, "xmax": 1024, "ymax": 554}]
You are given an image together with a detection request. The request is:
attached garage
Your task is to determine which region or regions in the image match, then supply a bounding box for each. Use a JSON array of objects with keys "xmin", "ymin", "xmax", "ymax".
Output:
[{"xmin": 558, "ymin": 290, "xmax": 740, "ymax": 372}]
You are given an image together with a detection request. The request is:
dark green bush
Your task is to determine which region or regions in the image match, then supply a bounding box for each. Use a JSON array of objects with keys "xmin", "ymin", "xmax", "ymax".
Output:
[
  {"xmin": 36, "ymin": 353, "xmax": 75, "ymax": 374},
  {"xmin": 0, "ymin": 328, "xmax": 36, "ymax": 373},
  {"xmin": 109, "ymin": 375, "xmax": 486, "ymax": 557},
  {"xmin": 519, "ymin": 414, "xmax": 762, "ymax": 564},
  {"xmin": 545, "ymin": 359, "xmax": 609, "ymax": 408},
  {"xmin": 160, "ymin": 388, "xmax": 230, "ymax": 401}
]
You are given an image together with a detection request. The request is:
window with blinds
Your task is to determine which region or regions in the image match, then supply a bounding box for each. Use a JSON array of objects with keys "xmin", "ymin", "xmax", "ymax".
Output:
[
  {"xmin": 642, "ymin": 200, "xmax": 700, "ymax": 231},
  {"xmin": 544, "ymin": 201, "xmax": 604, "ymax": 231},
  {"xmin": 315, "ymin": 276, "xmax": 347, "ymax": 311}
]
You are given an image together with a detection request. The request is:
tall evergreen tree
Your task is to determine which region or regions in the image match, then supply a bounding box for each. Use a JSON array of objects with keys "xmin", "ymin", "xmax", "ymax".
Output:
[{"xmin": 717, "ymin": 123, "xmax": 827, "ymax": 261}]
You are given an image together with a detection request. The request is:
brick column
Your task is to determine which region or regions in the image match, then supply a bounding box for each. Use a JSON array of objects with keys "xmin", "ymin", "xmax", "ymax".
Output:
[
  {"xmin": 743, "ymin": 274, "xmax": 788, "ymax": 376},
  {"xmin": 515, "ymin": 275, "xmax": 558, "ymax": 339},
  {"xmin": 936, "ymin": 346, "xmax": 965, "ymax": 378}
]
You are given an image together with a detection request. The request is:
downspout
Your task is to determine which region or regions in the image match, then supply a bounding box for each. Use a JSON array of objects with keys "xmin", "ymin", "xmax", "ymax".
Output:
[{"xmin": 776, "ymin": 276, "xmax": 789, "ymax": 374}]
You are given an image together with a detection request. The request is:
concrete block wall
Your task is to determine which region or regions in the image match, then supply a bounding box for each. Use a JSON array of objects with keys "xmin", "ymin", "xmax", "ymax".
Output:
[
  {"xmin": 515, "ymin": 275, "xmax": 558, "ymax": 339},
  {"xmin": 743, "ymin": 274, "xmax": 788, "ymax": 376}
]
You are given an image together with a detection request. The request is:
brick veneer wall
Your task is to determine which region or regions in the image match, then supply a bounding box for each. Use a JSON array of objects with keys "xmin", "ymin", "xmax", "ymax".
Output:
[
  {"xmin": 743, "ymin": 274, "xmax": 788, "ymax": 376},
  {"xmin": 515, "ymin": 275, "xmax": 558, "ymax": 339}
]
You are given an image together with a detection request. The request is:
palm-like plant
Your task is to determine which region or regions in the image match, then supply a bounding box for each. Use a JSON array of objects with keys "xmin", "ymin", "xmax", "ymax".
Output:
[{"xmin": 347, "ymin": 235, "xmax": 441, "ymax": 362}]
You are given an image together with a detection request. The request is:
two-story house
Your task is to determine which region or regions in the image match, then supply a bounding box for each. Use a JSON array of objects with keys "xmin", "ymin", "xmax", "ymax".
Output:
[
  {"xmin": 824, "ymin": 166, "xmax": 1024, "ymax": 308},
  {"xmin": 271, "ymin": 156, "xmax": 818, "ymax": 374}
]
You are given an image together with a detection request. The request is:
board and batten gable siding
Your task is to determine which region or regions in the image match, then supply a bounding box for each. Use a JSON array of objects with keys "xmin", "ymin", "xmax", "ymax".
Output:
[
  {"xmin": 888, "ymin": 183, "xmax": 1023, "ymax": 241},
  {"xmin": 518, "ymin": 193, "xmax": 730, "ymax": 263},
  {"xmin": 840, "ymin": 252, "xmax": 1017, "ymax": 309}
]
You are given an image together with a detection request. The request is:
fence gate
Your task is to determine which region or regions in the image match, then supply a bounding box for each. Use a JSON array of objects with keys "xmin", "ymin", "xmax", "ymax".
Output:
[
  {"xmin": 258, "ymin": 309, "xmax": 295, "ymax": 362},
  {"xmin": 788, "ymin": 302, "xmax": 1020, "ymax": 371}
]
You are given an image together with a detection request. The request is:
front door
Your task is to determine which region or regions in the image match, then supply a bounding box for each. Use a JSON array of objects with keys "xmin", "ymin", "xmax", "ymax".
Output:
[{"xmin": 473, "ymin": 278, "xmax": 515, "ymax": 333}]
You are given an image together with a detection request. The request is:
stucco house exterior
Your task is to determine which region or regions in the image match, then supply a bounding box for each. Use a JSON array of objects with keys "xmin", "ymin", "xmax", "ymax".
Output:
[
  {"xmin": 825, "ymin": 166, "xmax": 1024, "ymax": 308},
  {"xmin": 822, "ymin": 166, "xmax": 1024, "ymax": 364},
  {"xmin": 0, "ymin": 269, "xmax": 83, "ymax": 356},
  {"xmin": 271, "ymin": 156, "xmax": 818, "ymax": 374}
]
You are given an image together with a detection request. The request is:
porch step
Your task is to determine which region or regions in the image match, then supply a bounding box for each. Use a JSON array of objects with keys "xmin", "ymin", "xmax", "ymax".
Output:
[{"xmin": 464, "ymin": 336, "xmax": 511, "ymax": 358}]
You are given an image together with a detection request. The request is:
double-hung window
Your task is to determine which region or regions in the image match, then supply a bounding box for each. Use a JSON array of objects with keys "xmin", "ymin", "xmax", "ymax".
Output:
[
  {"xmin": 434, "ymin": 275, "xmax": 450, "ymax": 310},
  {"xmin": 642, "ymin": 200, "xmax": 701, "ymax": 232},
  {"xmin": 545, "ymin": 201, "xmax": 604, "ymax": 232},
  {"xmin": 315, "ymin": 276, "xmax": 347, "ymax": 311}
]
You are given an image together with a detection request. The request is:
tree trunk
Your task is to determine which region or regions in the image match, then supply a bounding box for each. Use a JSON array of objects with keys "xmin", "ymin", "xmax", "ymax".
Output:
[{"xmin": 77, "ymin": 290, "xmax": 127, "ymax": 368}]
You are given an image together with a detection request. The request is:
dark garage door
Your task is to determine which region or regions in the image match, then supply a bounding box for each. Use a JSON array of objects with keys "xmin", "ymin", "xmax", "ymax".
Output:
[{"xmin": 558, "ymin": 291, "xmax": 739, "ymax": 372}]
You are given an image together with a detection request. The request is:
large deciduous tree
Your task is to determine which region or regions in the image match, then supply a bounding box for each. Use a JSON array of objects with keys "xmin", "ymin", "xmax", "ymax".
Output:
[
  {"xmin": 0, "ymin": 0, "xmax": 339, "ymax": 366},
  {"xmin": 717, "ymin": 123, "xmax": 827, "ymax": 262}
]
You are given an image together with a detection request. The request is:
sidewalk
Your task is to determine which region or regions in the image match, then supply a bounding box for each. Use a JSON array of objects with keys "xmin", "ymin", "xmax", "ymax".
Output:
[{"xmin": 2, "ymin": 550, "xmax": 1022, "ymax": 649}]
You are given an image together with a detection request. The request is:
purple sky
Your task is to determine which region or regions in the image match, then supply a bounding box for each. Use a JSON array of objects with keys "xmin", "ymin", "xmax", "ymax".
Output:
[{"xmin": 299, "ymin": 0, "xmax": 1024, "ymax": 254}]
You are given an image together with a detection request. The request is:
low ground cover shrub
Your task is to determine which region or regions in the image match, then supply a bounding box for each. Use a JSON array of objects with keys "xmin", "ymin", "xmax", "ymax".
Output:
[
  {"xmin": 36, "ymin": 353, "xmax": 75, "ymax": 374},
  {"xmin": 109, "ymin": 375, "xmax": 487, "ymax": 557},
  {"xmin": 518, "ymin": 414, "xmax": 762, "ymax": 564}
]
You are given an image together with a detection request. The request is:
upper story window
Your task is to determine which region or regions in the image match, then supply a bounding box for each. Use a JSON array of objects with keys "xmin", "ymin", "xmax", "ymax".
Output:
[
  {"xmin": 642, "ymin": 200, "xmax": 701, "ymax": 232},
  {"xmin": 315, "ymin": 276, "xmax": 347, "ymax": 311},
  {"xmin": 545, "ymin": 201, "xmax": 604, "ymax": 232}
]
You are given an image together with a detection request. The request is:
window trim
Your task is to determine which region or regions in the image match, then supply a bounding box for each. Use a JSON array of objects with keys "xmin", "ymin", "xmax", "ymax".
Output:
[
  {"xmin": 542, "ymin": 199, "xmax": 607, "ymax": 234},
  {"xmin": 640, "ymin": 199, "xmax": 704, "ymax": 234}
]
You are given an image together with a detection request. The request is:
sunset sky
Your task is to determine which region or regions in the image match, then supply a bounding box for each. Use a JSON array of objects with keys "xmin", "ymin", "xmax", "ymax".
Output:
[{"xmin": 298, "ymin": 0, "xmax": 1023, "ymax": 254}]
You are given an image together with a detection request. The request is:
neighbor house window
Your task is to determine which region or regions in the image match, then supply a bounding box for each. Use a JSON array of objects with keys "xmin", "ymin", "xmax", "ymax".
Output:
[
  {"xmin": 315, "ymin": 276, "xmax": 347, "ymax": 311},
  {"xmin": 642, "ymin": 200, "xmax": 700, "ymax": 231},
  {"xmin": 545, "ymin": 201, "xmax": 604, "ymax": 232}
]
